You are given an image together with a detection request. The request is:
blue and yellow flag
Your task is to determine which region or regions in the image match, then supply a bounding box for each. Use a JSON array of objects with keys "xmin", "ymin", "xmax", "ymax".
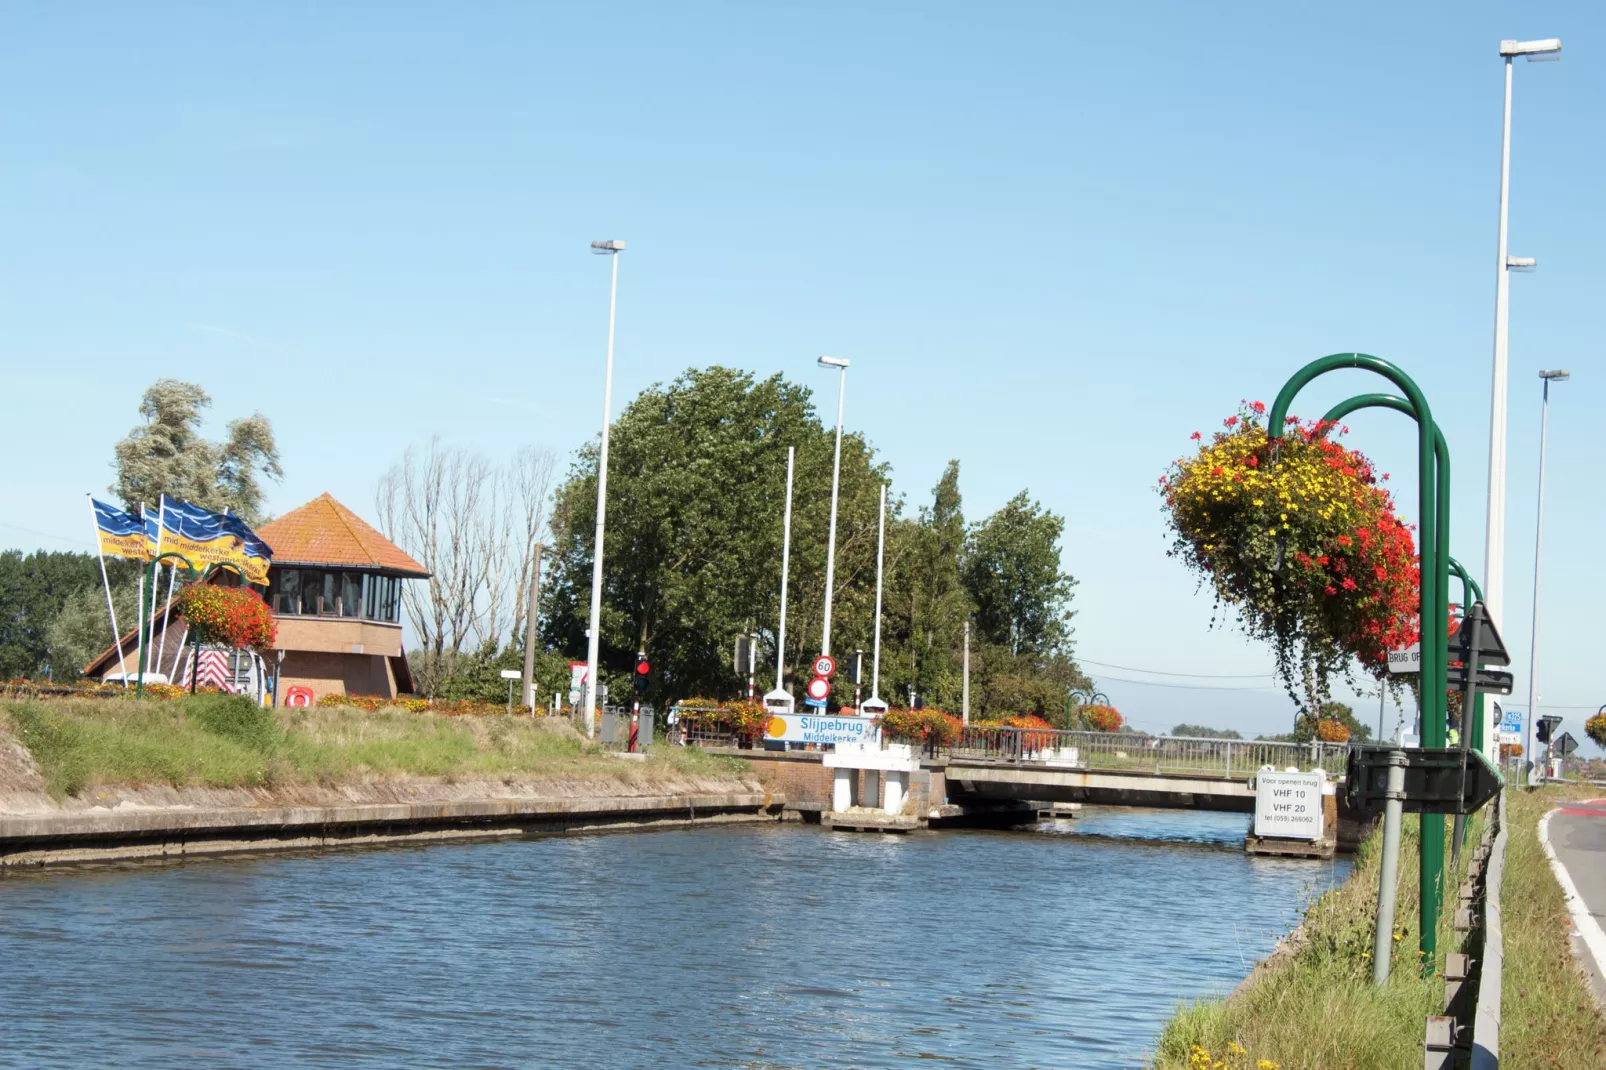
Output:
[
  {"xmin": 91, "ymin": 499, "xmax": 153, "ymax": 561},
  {"xmin": 154, "ymin": 496, "xmax": 275, "ymax": 586}
]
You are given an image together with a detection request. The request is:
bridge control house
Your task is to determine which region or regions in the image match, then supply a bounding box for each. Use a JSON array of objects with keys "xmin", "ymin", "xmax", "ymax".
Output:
[{"xmin": 256, "ymin": 493, "xmax": 429, "ymax": 704}]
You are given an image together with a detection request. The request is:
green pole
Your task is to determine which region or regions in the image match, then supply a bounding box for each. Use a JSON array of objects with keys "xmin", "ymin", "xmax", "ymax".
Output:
[{"xmin": 1270, "ymin": 355, "xmax": 1445, "ymax": 967}]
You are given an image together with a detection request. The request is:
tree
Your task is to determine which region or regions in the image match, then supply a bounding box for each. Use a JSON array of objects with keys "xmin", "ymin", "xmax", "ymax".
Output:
[
  {"xmin": 376, "ymin": 438, "xmax": 556, "ymax": 695},
  {"xmin": 46, "ymin": 579, "xmax": 141, "ymax": 680},
  {"xmin": 542, "ymin": 366, "xmax": 889, "ymax": 704},
  {"xmin": 111, "ymin": 379, "xmax": 283, "ymax": 524},
  {"xmin": 964, "ymin": 492, "xmax": 1076, "ymax": 656},
  {"xmin": 1292, "ymin": 700, "xmax": 1373, "ymax": 743},
  {"xmin": 1172, "ymin": 723, "xmax": 1244, "ymax": 740},
  {"xmin": 0, "ymin": 551, "xmax": 141, "ymax": 679}
]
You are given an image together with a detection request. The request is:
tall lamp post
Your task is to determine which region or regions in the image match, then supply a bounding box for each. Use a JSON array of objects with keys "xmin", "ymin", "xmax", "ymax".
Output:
[
  {"xmin": 1483, "ymin": 36, "xmax": 1560, "ymax": 633},
  {"xmin": 817, "ymin": 355, "xmax": 849, "ymax": 657},
  {"xmin": 1523, "ymin": 369, "xmax": 1569, "ymax": 785},
  {"xmin": 583, "ymin": 238, "xmax": 625, "ymax": 738}
]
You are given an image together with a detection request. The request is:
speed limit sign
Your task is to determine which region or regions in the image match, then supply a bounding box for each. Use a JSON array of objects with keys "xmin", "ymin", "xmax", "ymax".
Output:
[{"xmin": 813, "ymin": 655, "xmax": 836, "ymax": 678}]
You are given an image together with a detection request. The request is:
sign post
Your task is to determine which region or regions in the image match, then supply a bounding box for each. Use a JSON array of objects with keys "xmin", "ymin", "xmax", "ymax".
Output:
[{"xmin": 500, "ymin": 669, "xmax": 522, "ymax": 715}]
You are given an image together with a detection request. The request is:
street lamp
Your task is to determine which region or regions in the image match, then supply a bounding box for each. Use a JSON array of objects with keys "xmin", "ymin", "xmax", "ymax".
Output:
[
  {"xmin": 1482, "ymin": 36, "xmax": 1560, "ymax": 635},
  {"xmin": 583, "ymin": 238, "xmax": 625, "ymax": 738},
  {"xmin": 1522, "ymin": 368, "xmax": 1569, "ymax": 785},
  {"xmin": 817, "ymin": 355, "xmax": 849, "ymax": 656}
]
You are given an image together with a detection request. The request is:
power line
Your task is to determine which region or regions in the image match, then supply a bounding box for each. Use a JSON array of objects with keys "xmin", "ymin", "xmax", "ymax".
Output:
[
  {"xmin": 1090, "ymin": 673, "xmax": 1283, "ymax": 693},
  {"xmin": 1077, "ymin": 656, "xmax": 1272, "ymax": 680}
]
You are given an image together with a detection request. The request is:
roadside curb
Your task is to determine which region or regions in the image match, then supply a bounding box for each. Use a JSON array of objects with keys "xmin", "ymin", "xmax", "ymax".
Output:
[{"xmin": 1537, "ymin": 806, "xmax": 1606, "ymax": 1007}]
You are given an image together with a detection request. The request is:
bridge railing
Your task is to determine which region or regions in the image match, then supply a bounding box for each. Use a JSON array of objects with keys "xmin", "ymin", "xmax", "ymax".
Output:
[{"xmin": 939, "ymin": 727, "xmax": 1347, "ymax": 779}]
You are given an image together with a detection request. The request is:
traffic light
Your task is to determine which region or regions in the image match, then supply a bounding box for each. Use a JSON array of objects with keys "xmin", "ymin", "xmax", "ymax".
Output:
[
  {"xmin": 1536, "ymin": 715, "xmax": 1561, "ymax": 744},
  {"xmin": 634, "ymin": 653, "xmax": 651, "ymax": 695},
  {"xmin": 734, "ymin": 635, "xmax": 752, "ymax": 676}
]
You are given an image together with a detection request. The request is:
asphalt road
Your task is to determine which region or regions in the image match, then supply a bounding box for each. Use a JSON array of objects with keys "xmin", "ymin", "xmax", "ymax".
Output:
[{"xmin": 1544, "ymin": 799, "xmax": 1606, "ymax": 1006}]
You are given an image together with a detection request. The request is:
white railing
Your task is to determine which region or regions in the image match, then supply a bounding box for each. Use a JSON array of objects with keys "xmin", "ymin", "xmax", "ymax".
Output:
[{"xmin": 936, "ymin": 727, "xmax": 1347, "ymax": 778}]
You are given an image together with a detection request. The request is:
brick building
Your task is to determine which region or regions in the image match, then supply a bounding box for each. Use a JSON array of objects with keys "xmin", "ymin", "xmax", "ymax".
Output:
[{"xmin": 256, "ymin": 493, "xmax": 429, "ymax": 704}]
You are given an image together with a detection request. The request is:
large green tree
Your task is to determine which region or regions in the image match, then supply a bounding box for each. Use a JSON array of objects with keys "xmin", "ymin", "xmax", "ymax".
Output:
[
  {"xmin": 964, "ymin": 491, "xmax": 1076, "ymax": 657},
  {"xmin": 542, "ymin": 366, "xmax": 887, "ymax": 703},
  {"xmin": 112, "ymin": 379, "xmax": 283, "ymax": 524},
  {"xmin": 0, "ymin": 551, "xmax": 140, "ymax": 679}
]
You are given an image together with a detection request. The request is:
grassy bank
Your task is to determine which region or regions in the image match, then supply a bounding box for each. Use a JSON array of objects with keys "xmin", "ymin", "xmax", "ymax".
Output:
[
  {"xmin": 1499, "ymin": 787, "xmax": 1606, "ymax": 1069},
  {"xmin": 0, "ymin": 695, "xmax": 744, "ymax": 799},
  {"xmin": 1151, "ymin": 786, "xmax": 1606, "ymax": 1069}
]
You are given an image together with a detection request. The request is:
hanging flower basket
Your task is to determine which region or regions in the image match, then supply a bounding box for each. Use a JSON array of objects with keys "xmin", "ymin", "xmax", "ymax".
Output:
[
  {"xmin": 1159, "ymin": 403, "xmax": 1419, "ymax": 702},
  {"xmin": 1586, "ymin": 712, "xmax": 1606, "ymax": 750},
  {"xmin": 1079, "ymin": 704, "xmax": 1124, "ymax": 733},
  {"xmin": 176, "ymin": 583, "xmax": 277, "ymax": 651}
]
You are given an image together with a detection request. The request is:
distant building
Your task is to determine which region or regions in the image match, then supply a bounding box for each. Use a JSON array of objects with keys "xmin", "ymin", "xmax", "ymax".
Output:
[{"xmin": 86, "ymin": 493, "xmax": 429, "ymax": 704}]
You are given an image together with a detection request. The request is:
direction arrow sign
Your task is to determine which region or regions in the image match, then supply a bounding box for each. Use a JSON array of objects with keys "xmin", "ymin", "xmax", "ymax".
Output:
[
  {"xmin": 1445, "ymin": 665, "xmax": 1514, "ymax": 695},
  {"xmin": 1345, "ymin": 746, "xmax": 1503, "ymax": 816},
  {"xmin": 813, "ymin": 655, "xmax": 836, "ymax": 679},
  {"xmin": 1451, "ymin": 601, "xmax": 1510, "ymax": 667},
  {"xmin": 1555, "ymin": 731, "xmax": 1579, "ymax": 758}
]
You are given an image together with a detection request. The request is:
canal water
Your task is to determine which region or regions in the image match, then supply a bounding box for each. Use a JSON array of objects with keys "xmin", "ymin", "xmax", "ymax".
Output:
[{"xmin": 0, "ymin": 808, "xmax": 1347, "ymax": 1069}]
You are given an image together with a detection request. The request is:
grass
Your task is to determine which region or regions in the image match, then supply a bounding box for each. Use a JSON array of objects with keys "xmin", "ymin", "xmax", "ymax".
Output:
[
  {"xmin": 0, "ymin": 695, "xmax": 746, "ymax": 799},
  {"xmin": 1151, "ymin": 811, "xmax": 1482, "ymax": 1070},
  {"xmin": 1151, "ymin": 786, "xmax": 1606, "ymax": 1070},
  {"xmin": 1500, "ymin": 786, "xmax": 1606, "ymax": 1070}
]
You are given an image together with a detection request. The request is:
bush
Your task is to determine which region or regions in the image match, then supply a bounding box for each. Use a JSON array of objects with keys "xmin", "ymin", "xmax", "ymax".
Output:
[
  {"xmin": 184, "ymin": 692, "xmax": 280, "ymax": 751},
  {"xmin": 1080, "ymin": 704, "xmax": 1123, "ymax": 732}
]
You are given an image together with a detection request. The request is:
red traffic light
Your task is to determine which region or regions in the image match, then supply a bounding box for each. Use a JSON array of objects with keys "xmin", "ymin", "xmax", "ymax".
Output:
[{"xmin": 635, "ymin": 661, "xmax": 651, "ymax": 675}]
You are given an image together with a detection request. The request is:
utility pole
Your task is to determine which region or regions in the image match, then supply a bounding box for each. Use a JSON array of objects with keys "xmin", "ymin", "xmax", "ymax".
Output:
[
  {"xmin": 962, "ymin": 619, "xmax": 971, "ymax": 725},
  {"xmin": 521, "ymin": 543, "xmax": 543, "ymax": 712}
]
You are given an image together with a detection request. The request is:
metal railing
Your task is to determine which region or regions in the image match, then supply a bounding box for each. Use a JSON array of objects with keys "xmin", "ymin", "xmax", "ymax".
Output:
[{"xmin": 937, "ymin": 727, "xmax": 1348, "ymax": 779}]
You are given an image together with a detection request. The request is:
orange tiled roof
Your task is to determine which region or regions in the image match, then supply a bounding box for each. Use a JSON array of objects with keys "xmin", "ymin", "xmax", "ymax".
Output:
[{"xmin": 257, "ymin": 493, "xmax": 429, "ymax": 577}]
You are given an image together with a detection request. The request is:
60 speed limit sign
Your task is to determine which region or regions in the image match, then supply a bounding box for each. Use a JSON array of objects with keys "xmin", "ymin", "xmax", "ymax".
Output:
[{"xmin": 813, "ymin": 655, "xmax": 836, "ymax": 678}]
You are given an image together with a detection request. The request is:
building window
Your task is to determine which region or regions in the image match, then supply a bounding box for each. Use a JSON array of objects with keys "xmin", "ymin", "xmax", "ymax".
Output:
[
  {"xmin": 266, "ymin": 568, "xmax": 405, "ymax": 623},
  {"xmin": 270, "ymin": 570, "xmax": 301, "ymax": 614},
  {"xmin": 340, "ymin": 572, "xmax": 363, "ymax": 618}
]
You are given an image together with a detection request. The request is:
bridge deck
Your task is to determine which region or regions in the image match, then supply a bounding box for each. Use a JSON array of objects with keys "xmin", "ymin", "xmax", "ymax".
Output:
[{"xmin": 943, "ymin": 761, "xmax": 1257, "ymax": 813}]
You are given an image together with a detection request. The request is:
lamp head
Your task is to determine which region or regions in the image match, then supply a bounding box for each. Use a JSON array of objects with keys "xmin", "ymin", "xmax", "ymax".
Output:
[
  {"xmin": 817, "ymin": 355, "xmax": 850, "ymax": 369},
  {"xmin": 1539, "ymin": 369, "xmax": 1570, "ymax": 382},
  {"xmin": 590, "ymin": 240, "xmax": 626, "ymax": 255},
  {"xmin": 1500, "ymin": 38, "xmax": 1562, "ymax": 60}
]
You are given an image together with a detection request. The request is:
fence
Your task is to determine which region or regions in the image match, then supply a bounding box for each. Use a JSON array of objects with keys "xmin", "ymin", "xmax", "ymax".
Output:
[{"xmin": 937, "ymin": 727, "xmax": 1348, "ymax": 779}]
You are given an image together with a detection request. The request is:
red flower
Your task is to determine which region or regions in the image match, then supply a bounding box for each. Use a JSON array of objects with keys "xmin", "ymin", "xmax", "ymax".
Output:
[
  {"xmin": 1190, "ymin": 431, "xmax": 1202, "ymax": 440},
  {"xmin": 1251, "ymin": 400, "xmax": 1266, "ymax": 414},
  {"xmin": 1247, "ymin": 455, "xmax": 1259, "ymax": 467},
  {"xmin": 1224, "ymin": 416, "xmax": 1239, "ymax": 428}
]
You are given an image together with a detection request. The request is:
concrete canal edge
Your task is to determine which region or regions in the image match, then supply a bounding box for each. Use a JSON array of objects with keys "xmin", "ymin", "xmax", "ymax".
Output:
[{"xmin": 0, "ymin": 791, "xmax": 786, "ymax": 867}]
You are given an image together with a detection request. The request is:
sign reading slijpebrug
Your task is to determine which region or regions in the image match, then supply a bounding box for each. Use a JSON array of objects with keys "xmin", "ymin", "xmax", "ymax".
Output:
[{"xmin": 765, "ymin": 714, "xmax": 875, "ymax": 746}]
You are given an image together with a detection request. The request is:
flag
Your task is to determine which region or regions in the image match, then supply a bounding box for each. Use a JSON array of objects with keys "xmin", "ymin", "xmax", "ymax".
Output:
[
  {"xmin": 154, "ymin": 495, "xmax": 275, "ymax": 586},
  {"xmin": 91, "ymin": 499, "xmax": 153, "ymax": 561}
]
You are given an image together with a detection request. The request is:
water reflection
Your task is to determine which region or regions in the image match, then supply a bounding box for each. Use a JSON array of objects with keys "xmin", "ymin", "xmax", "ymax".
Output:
[{"xmin": 0, "ymin": 809, "xmax": 1347, "ymax": 1069}]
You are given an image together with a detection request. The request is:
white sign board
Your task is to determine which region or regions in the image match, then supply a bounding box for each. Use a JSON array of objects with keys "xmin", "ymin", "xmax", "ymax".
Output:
[
  {"xmin": 1387, "ymin": 644, "xmax": 1421, "ymax": 674},
  {"xmin": 1254, "ymin": 770, "xmax": 1325, "ymax": 841},
  {"xmin": 764, "ymin": 713, "xmax": 876, "ymax": 746}
]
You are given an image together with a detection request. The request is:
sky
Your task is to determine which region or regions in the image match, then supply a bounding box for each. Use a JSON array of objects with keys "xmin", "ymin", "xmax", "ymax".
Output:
[{"xmin": 2, "ymin": 2, "xmax": 1602, "ymax": 745}]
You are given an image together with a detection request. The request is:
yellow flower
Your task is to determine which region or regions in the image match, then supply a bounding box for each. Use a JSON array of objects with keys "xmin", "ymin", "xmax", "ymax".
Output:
[{"xmin": 1258, "ymin": 1062, "xmax": 1280, "ymax": 1070}]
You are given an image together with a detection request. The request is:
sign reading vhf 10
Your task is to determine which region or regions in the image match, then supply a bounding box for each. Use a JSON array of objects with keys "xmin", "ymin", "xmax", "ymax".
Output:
[{"xmin": 805, "ymin": 655, "xmax": 835, "ymax": 710}]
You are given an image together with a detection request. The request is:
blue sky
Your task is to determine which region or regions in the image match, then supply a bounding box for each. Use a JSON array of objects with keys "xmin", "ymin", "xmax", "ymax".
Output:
[{"xmin": 2, "ymin": 3, "xmax": 1601, "ymax": 743}]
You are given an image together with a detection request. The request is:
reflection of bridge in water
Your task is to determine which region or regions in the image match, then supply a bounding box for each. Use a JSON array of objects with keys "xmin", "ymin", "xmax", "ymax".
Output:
[{"xmin": 933, "ymin": 728, "xmax": 1349, "ymax": 815}]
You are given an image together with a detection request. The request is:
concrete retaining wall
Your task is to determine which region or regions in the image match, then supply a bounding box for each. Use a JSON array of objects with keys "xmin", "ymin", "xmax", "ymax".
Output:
[{"xmin": 0, "ymin": 791, "xmax": 783, "ymax": 867}]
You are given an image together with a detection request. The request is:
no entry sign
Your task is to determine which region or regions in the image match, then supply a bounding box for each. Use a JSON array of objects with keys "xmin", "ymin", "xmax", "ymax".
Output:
[{"xmin": 813, "ymin": 655, "xmax": 836, "ymax": 678}]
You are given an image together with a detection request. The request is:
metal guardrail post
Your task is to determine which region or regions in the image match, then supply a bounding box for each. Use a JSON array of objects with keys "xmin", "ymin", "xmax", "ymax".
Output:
[{"xmin": 1469, "ymin": 790, "xmax": 1507, "ymax": 1069}]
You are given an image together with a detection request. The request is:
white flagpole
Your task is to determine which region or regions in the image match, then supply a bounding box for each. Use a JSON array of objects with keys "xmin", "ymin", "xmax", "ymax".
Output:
[
  {"xmin": 775, "ymin": 446, "xmax": 795, "ymax": 693},
  {"xmin": 88, "ymin": 495, "xmax": 129, "ymax": 684},
  {"xmin": 171, "ymin": 626, "xmax": 189, "ymax": 686},
  {"xmin": 146, "ymin": 498, "xmax": 166, "ymax": 673},
  {"xmin": 154, "ymin": 560, "xmax": 178, "ymax": 679}
]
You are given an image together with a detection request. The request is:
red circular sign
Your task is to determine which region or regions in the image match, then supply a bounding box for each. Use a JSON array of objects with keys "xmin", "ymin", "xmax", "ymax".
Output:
[
  {"xmin": 813, "ymin": 655, "xmax": 836, "ymax": 679},
  {"xmin": 806, "ymin": 676, "xmax": 831, "ymax": 700}
]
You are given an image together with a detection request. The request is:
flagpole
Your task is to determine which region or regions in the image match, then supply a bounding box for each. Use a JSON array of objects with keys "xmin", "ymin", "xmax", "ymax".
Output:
[
  {"xmin": 154, "ymin": 561, "xmax": 178, "ymax": 680},
  {"xmin": 146, "ymin": 497, "xmax": 166, "ymax": 675},
  {"xmin": 88, "ymin": 495, "xmax": 129, "ymax": 685}
]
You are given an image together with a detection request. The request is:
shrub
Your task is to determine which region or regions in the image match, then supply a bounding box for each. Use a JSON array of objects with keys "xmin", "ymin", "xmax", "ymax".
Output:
[
  {"xmin": 184, "ymin": 692, "xmax": 279, "ymax": 751},
  {"xmin": 1080, "ymin": 704, "xmax": 1124, "ymax": 732}
]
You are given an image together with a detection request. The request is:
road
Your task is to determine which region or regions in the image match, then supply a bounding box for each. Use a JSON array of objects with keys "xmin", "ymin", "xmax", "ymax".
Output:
[{"xmin": 1542, "ymin": 798, "xmax": 1606, "ymax": 1006}]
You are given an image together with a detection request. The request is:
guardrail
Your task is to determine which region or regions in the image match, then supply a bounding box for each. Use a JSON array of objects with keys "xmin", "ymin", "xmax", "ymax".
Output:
[{"xmin": 937, "ymin": 727, "xmax": 1348, "ymax": 779}]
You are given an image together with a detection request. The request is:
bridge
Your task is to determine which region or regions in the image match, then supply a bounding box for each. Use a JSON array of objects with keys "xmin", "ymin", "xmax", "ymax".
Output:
[{"xmin": 934, "ymin": 727, "xmax": 1348, "ymax": 815}]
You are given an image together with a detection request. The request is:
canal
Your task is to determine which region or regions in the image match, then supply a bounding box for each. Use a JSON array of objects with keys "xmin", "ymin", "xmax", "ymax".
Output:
[{"xmin": 0, "ymin": 808, "xmax": 1347, "ymax": 1068}]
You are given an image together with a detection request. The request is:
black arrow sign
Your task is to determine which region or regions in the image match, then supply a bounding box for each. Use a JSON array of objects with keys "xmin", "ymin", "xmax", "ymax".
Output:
[
  {"xmin": 1451, "ymin": 601, "xmax": 1510, "ymax": 667},
  {"xmin": 1444, "ymin": 665, "xmax": 1514, "ymax": 695},
  {"xmin": 1346, "ymin": 746, "xmax": 1504, "ymax": 815}
]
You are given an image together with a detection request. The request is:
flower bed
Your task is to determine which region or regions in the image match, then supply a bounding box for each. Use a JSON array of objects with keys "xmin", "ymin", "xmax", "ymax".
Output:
[
  {"xmin": 313, "ymin": 692, "xmax": 540, "ymax": 717},
  {"xmin": 0, "ymin": 678, "xmax": 225, "ymax": 702},
  {"xmin": 674, "ymin": 698, "xmax": 771, "ymax": 745},
  {"xmin": 878, "ymin": 708, "xmax": 963, "ymax": 746}
]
